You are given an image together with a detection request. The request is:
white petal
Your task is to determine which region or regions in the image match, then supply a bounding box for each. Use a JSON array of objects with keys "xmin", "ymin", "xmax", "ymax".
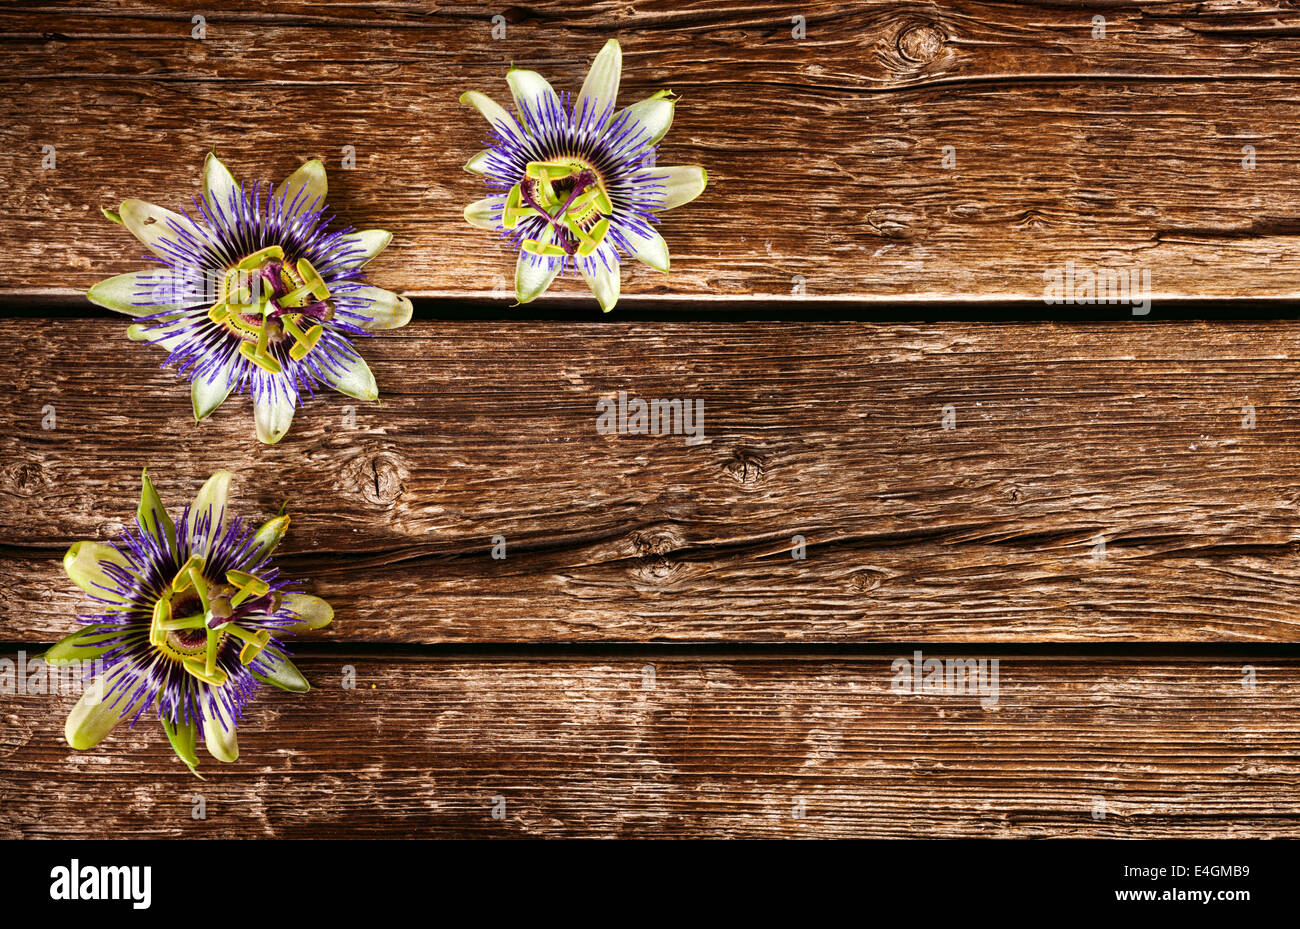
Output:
[
  {"xmin": 253, "ymin": 388, "xmax": 296, "ymax": 445},
  {"xmin": 279, "ymin": 159, "xmax": 327, "ymax": 221},
  {"xmin": 515, "ymin": 250, "xmax": 560, "ymax": 305},
  {"xmin": 352, "ymin": 285, "xmax": 413, "ymax": 330},
  {"xmin": 463, "ymin": 149, "xmax": 493, "ymax": 175},
  {"xmin": 338, "ymin": 229, "xmax": 392, "ymax": 266},
  {"xmin": 65, "ymin": 673, "xmax": 148, "ymax": 751},
  {"xmin": 63, "ymin": 541, "xmax": 134, "ymax": 598},
  {"xmin": 320, "ymin": 351, "xmax": 379, "ymax": 401},
  {"xmin": 464, "ymin": 196, "xmax": 501, "ymax": 230},
  {"xmin": 581, "ymin": 260, "xmax": 621, "ymax": 313},
  {"xmin": 622, "ymin": 225, "xmax": 670, "ymax": 273},
  {"xmin": 88, "ymin": 270, "xmax": 191, "ymax": 316},
  {"xmin": 618, "ymin": 90, "xmax": 675, "ymax": 146},
  {"xmin": 203, "ymin": 152, "xmax": 238, "ymax": 214},
  {"xmin": 192, "ymin": 354, "xmax": 236, "ymax": 422},
  {"xmin": 188, "ymin": 470, "xmax": 232, "ymax": 557},
  {"xmin": 126, "ymin": 317, "xmax": 190, "ymax": 353},
  {"xmin": 578, "ymin": 39, "xmax": 622, "ymax": 123},
  {"xmin": 460, "ymin": 91, "xmax": 524, "ymax": 141},
  {"xmin": 650, "ymin": 165, "xmax": 708, "ymax": 211},
  {"xmin": 119, "ymin": 199, "xmax": 208, "ymax": 261},
  {"xmin": 201, "ymin": 695, "xmax": 238, "ymax": 762},
  {"xmin": 506, "ymin": 68, "xmax": 559, "ymax": 128}
]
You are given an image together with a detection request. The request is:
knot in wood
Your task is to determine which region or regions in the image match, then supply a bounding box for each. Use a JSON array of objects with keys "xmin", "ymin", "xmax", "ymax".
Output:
[
  {"xmin": 628, "ymin": 526, "xmax": 687, "ymax": 584},
  {"xmin": 353, "ymin": 449, "xmax": 405, "ymax": 506},
  {"xmin": 848, "ymin": 569, "xmax": 883, "ymax": 593},
  {"xmin": 630, "ymin": 525, "xmax": 686, "ymax": 559},
  {"xmin": 0, "ymin": 459, "xmax": 48, "ymax": 496},
  {"xmin": 724, "ymin": 447, "xmax": 768, "ymax": 486},
  {"xmin": 868, "ymin": 213, "xmax": 917, "ymax": 240},
  {"xmin": 1014, "ymin": 209, "xmax": 1052, "ymax": 231},
  {"xmin": 897, "ymin": 22, "xmax": 945, "ymax": 64}
]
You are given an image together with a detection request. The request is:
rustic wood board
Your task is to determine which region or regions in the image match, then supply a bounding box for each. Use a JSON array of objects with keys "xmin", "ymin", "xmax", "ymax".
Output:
[
  {"xmin": 6, "ymin": 1, "xmax": 1300, "ymax": 300},
  {"xmin": 4, "ymin": 320, "xmax": 1300, "ymax": 643},
  {"xmin": 4, "ymin": 654, "xmax": 1298, "ymax": 838},
  {"xmin": 4, "ymin": 1, "xmax": 1300, "ymax": 840}
]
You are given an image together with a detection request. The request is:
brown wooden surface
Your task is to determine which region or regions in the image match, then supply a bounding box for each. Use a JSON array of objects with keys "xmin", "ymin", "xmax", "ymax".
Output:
[
  {"xmin": 5, "ymin": 654, "xmax": 1299, "ymax": 838},
  {"xmin": 7, "ymin": 1, "xmax": 1300, "ymax": 300},
  {"xmin": 4, "ymin": 319, "xmax": 1300, "ymax": 644},
  {"xmin": 3, "ymin": 1, "xmax": 1300, "ymax": 839}
]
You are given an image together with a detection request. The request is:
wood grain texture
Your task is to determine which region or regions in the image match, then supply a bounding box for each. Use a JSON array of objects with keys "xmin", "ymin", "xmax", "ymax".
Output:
[
  {"xmin": 5, "ymin": 1, "xmax": 1300, "ymax": 841},
  {"xmin": 3, "ymin": 653, "xmax": 1297, "ymax": 838},
  {"xmin": 4, "ymin": 319, "xmax": 1300, "ymax": 644},
  {"xmin": 5, "ymin": 1, "xmax": 1300, "ymax": 300}
]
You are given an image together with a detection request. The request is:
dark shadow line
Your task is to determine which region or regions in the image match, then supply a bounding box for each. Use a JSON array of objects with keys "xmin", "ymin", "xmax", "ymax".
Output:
[
  {"xmin": 4, "ymin": 640, "xmax": 1300, "ymax": 659},
  {"xmin": 2, "ymin": 294, "xmax": 1300, "ymax": 322}
]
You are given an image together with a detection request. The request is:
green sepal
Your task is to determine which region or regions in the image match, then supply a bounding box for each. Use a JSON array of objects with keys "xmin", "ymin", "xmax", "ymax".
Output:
[
  {"xmin": 249, "ymin": 513, "xmax": 291, "ymax": 563},
  {"xmin": 581, "ymin": 259, "xmax": 621, "ymax": 313},
  {"xmin": 618, "ymin": 89, "xmax": 677, "ymax": 146},
  {"xmin": 162, "ymin": 717, "xmax": 204, "ymax": 778},
  {"xmin": 101, "ymin": 206, "xmax": 123, "ymax": 225},
  {"xmin": 464, "ymin": 197, "xmax": 501, "ymax": 231},
  {"xmin": 463, "ymin": 150, "xmax": 493, "ymax": 175},
  {"xmin": 280, "ymin": 593, "xmax": 333, "ymax": 633},
  {"xmin": 338, "ymin": 229, "xmax": 393, "ymax": 266},
  {"xmin": 318, "ymin": 351, "xmax": 378, "ymax": 402},
  {"xmin": 87, "ymin": 271, "xmax": 175, "ymax": 317},
  {"xmin": 514, "ymin": 229, "xmax": 561, "ymax": 305},
  {"xmin": 39, "ymin": 626, "xmax": 121, "ymax": 666},
  {"xmin": 250, "ymin": 650, "xmax": 311, "ymax": 693},
  {"xmin": 188, "ymin": 470, "xmax": 232, "ymax": 559},
  {"xmin": 138, "ymin": 467, "xmax": 177, "ymax": 557}
]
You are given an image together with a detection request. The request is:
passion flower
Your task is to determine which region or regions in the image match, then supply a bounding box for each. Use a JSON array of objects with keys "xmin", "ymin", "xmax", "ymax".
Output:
[
  {"xmin": 461, "ymin": 39, "xmax": 708, "ymax": 311},
  {"xmin": 45, "ymin": 469, "xmax": 333, "ymax": 775},
  {"xmin": 88, "ymin": 155, "xmax": 412, "ymax": 444}
]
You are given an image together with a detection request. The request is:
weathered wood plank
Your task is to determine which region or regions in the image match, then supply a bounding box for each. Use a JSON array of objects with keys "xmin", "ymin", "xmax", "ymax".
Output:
[
  {"xmin": 3, "ymin": 653, "xmax": 1297, "ymax": 838},
  {"xmin": 4, "ymin": 319, "xmax": 1300, "ymax": 643},
  {"xmin": 5, "ymin": 2, "xmax": 1300, "ymax": 300}
]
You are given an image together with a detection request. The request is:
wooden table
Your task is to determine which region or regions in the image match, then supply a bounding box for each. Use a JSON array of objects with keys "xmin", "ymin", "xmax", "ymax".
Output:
[{"xmin": 3, "ymin": 1, "xmax": 1299, "ymax": 838}]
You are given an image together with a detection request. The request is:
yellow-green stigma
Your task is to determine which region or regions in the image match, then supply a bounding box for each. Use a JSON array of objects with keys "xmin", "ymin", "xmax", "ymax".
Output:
[
  {"xmin": 205, "ymin": 245, "xmax": 332, "ymax": 373},
  {"xmin": 510, "ymin": 160, "xmax": 614, "ymax": 259},
  {"xmin": 147, "ymin": 554, "xmax": 276, "ymax": 687}
]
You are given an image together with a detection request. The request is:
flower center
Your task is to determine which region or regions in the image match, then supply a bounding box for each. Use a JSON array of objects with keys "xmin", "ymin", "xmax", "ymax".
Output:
[
  {"xmin": 165, "ymin": 625, "xmax": 218, "ymax": 658},
  {"xmin": 206, "ymin": 245, "xmax": 333, "ymax": 372},
  {"xmin": 504, "ymin": 159, "xmax": 613, "ymax": 259},
  {"xmin": 149, "ymin": 554, "xmax": 275, "ymax": 687}
]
